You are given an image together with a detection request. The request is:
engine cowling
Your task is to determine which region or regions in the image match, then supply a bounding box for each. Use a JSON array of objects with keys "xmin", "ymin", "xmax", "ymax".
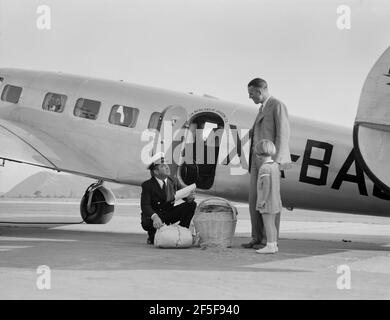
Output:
[
  {"xmin": 80, "ymin": 184, "xmax": 115, "ymax": 224},
  {"xmin": 353, "ymin": 45, "xmax": 390, "ymax": 194}
]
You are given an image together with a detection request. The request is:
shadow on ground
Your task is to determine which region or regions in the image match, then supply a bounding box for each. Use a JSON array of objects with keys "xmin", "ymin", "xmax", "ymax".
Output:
[{"xmin": 1, "ymin": 225, "xmax": 389, "ymax": 273}]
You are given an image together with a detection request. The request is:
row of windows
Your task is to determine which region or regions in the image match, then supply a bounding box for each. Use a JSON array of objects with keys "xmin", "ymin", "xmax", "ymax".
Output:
[{"xmin": 1, "ymin": 84, "xmax": 140, "ymax": 128}]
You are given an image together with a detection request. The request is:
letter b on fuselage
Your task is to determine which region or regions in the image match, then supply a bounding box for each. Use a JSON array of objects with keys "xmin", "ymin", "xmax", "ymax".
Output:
[{"xmin": 300, "ymin": 139, "xmax": 333, "ymax": 186}]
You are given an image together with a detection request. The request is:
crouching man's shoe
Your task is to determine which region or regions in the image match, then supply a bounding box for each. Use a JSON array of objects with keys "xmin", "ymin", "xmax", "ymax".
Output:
[
  {"xmin": 255, "ymin": 242, "xmax": 277, "ymax": 254},
  {"xmin": 147, "ymin": 231, "xmax": 155, "ymax": 245}
]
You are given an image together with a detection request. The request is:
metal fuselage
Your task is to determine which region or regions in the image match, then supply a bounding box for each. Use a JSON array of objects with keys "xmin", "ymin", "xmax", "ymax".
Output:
[{"xmin": 0, "ymin": 69, "xmax": 389, "ymax": 216}]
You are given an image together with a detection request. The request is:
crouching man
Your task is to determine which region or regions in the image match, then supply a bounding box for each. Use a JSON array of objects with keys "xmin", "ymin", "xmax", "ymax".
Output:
[{"xmin": 140, "ymin": 153, "xmax": 197, "ymax": 245}]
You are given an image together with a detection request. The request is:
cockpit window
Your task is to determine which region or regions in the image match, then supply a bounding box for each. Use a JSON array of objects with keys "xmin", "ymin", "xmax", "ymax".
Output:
[
  {"xmin": 42, "ymin": 92, "xmax": 67, "ymax": 113},
  {"xmin": 73, "ymin": 98, "xmax": 101, "ymax": 120},
  {"xmin": 1, "ymin": 85, "xmax": 22, "ymax": 104},
  {"xmin": 109, "ymin": 105, "xmax": 139, "ymax": 128}
]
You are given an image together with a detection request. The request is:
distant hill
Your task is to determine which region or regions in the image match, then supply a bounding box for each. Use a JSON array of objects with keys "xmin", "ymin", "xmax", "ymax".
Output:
[
  {"xmin": 3, "ymin": 171, "xmax": 141, "ymax": 199},
  {"xmin": 110, "ymin": 185, "xmax": 141, "ymax": 199}
]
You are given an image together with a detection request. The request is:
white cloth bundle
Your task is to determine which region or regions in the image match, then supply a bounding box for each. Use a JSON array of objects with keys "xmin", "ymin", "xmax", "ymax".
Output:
[{"xmin": 154, "ymin": 224, "xmax": 193, "ymax": 248}]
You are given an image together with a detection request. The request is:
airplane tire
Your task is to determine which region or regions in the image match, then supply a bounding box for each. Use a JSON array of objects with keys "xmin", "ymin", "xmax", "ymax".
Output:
[{"xmin": 80, "ymin": 189, "xmax": 114, "ymax": 224}]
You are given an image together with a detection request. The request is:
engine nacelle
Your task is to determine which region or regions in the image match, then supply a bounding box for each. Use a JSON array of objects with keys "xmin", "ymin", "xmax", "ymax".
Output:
[{"xmin": 80, "ymin": 183, "xmax": 116, "ymax": 224}]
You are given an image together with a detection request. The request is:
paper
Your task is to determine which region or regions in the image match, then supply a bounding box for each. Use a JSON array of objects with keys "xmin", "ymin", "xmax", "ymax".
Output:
[{"xmin": 175, "ymin": 183, "xmax": 196, "ymax": 201}]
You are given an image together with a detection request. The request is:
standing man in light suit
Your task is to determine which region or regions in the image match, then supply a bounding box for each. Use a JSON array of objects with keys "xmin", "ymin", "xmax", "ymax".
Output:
[{"xmin": 242, "ymin": 78, "xmax": 292, "ymax": 249}]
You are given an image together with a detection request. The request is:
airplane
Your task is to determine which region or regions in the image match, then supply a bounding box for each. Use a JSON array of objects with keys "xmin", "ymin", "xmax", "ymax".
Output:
[{"xmin": 0, "ymin": 45, "xmax": 390, "ymax": 224}]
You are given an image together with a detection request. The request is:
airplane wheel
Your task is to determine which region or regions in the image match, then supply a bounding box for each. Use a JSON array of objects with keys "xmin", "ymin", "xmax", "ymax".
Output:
[{"xmin": 80, "ymin": 189, "xmax": 114, "ymax": 224}]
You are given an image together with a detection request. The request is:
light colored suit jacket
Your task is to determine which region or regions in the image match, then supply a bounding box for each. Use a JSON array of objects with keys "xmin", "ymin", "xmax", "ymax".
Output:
[{"xmin": 249, "ymin": 96, "xmax": 292, "ymax": 172}]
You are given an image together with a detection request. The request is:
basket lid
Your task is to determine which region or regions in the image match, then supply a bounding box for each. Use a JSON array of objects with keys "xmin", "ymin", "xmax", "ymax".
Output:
[{"xmin": 196, "ymin": 197, "xmax": 236, "ymax": 215}]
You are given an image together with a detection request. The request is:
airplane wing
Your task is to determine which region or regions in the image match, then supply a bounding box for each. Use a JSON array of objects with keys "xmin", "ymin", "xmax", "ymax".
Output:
[
  {"xmin": 354, "ymin": 45, "xmax": 390, "ymax": 193},
  {"xmin": 0, "ymin": 118, "xmax": 110, "ymax": 179},
  {"xmin": 0, "ymin": 119, "xmax": 57, "ymax": 169}
]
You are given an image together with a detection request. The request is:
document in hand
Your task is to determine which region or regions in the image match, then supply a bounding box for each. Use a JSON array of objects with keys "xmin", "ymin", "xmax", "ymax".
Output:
[{"xmin": 175, "ymin": 183, "xmax": 196, "ymax": 201}]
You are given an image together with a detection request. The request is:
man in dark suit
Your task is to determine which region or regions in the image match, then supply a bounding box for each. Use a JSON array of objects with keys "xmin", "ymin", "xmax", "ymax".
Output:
[
  {"xmin": 140, "ymin": 153, "xmax": 197, "ymax": 244},
  {"xmin": 242, "ymin": 78, "xmax": 292, "ymax": 249}
]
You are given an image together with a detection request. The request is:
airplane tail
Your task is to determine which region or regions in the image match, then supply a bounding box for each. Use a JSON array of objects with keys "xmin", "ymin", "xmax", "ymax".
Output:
[{"xmin": 353, "ymin": 45, "xmax": 390, "ymax": 193}]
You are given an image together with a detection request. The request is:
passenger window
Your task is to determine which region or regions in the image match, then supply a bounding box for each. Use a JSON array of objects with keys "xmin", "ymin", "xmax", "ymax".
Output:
[
  {"xmin": 42, "ymin": 92, "xmax": 67, "ymax": 113},
  {"xmin": 73, "ymin": 98, "xmax": 101, "ymax": 120},
  {"xmin": 148, "ymin": 112, "xmax": 161, "ymax": 129},
  {"xmin": 1, "ymin": 85, "xmax": 23, "ymax": 104},
  {"xmin": 109, "ymin": 105, "xmax": 139, "ymax": 128}
]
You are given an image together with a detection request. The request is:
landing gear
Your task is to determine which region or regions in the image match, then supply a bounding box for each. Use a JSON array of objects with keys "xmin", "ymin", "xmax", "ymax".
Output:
[{"xmin": 80, "ymin": 180, "xmax": 115, "ymax": 224}]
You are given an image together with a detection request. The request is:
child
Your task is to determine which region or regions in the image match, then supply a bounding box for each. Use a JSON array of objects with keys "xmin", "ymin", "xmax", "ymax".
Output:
[{"xmin": 254, "ymin": 139, "xmax": 282, "ymax": 254}]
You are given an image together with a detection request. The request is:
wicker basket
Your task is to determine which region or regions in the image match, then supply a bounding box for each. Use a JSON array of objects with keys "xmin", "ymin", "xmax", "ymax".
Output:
[{"xmin": 193, "ymin": 197, "xmax": 238, "ymax": 248}]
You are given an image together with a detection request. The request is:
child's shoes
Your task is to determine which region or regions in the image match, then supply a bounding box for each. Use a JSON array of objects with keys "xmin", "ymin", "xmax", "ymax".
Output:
[{"xmin": 256, "ymin": 242, "xmax": 278, "ymax": 254}]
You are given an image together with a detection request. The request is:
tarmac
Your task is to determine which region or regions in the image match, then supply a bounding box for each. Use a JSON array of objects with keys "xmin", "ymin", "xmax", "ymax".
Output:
[{"xmin": 0, "ymin": 198, "xmax": 389, "ymax": 300}]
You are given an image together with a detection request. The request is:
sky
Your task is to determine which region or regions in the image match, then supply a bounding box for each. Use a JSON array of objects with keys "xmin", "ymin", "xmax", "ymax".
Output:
[{"xmin": 0, "ymin": 0, "xmax": 389, "ymax": 193}]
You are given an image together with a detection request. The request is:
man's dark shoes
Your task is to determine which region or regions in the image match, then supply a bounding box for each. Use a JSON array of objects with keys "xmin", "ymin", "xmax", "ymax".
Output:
[
  {"xmin": 241, "ymin": 240, "xmax": 261, "ymax": 248},
  {"xmin": 252, "ymin": 242, "xmax": 267, "ymax": 250}
]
